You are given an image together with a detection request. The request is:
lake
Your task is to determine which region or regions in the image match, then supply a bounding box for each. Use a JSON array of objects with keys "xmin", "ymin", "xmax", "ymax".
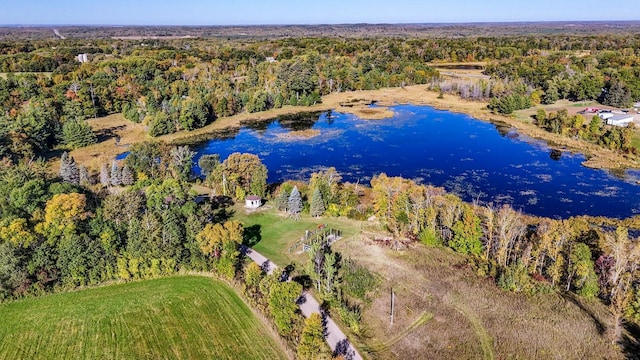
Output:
[{"xmin": 193, "ymin": 104, "xmax": 640, "ymax": 219}]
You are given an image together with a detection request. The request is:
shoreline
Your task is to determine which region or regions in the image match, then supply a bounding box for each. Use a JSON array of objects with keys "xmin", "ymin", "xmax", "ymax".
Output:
[{"xmin": 75, "ymin": 85, "xmax": 639, "ymax": 172}]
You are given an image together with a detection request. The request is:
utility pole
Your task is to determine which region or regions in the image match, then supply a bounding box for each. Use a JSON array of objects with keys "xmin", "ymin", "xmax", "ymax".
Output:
[{"xmin": 390, "ymin": 288, "xmax": 395, "ymax": 325}]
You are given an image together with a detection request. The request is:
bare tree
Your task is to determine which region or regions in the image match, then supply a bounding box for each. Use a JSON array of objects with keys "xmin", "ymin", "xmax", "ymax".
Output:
[{"xmin": 603, "ymin": 227, "xmax": 640, "ymax": 343}]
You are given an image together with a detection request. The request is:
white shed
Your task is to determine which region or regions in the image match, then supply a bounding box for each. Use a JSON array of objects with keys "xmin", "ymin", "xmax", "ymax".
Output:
[
  {"xmin": 599, "ymin": 112, "xmax": 614, "ymax": 120},
  {"xmin": 245, "ymin": 195, "xmax": 262, "ymax": 209},
  {"xmin": 606, "ymin": 115, "xmax": 634, "ymax": 127}
]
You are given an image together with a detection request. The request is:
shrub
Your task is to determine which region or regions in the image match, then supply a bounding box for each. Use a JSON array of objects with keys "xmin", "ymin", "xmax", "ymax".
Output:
[
  {"xmin": 341, "ymin": 259, "xmax": 379, "ymax": 302},
  {"xmin": 419, "ymin": 228, "xmax": 441, "ymax": 247}
]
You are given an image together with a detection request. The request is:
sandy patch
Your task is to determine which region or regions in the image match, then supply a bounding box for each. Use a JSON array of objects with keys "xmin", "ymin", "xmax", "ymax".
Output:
[{"xmin": 274, "ymin": 129, "xmax": 321, "ymax": 140}]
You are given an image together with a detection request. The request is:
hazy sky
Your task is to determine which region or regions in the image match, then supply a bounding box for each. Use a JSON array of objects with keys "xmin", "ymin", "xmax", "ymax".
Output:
[{"xmin": 1, "ymin": 0, "xmax": 639, "ymax": 25}]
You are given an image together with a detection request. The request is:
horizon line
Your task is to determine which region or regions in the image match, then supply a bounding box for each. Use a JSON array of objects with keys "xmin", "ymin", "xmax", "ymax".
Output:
[{"xmin": 1, "ymin": 20, "xmax": 640, "ymax": 27}]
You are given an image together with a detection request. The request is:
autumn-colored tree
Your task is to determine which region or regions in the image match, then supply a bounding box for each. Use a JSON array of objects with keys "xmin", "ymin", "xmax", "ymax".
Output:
[
  {"xmin": 0, "ymin": 218, "xmax": 36, "ymax": 248},
  {"xmin": 492, "ymin": 205, "xmax": 526, "ymax": 267},
  {"xmin": 449, "ymin": 205, "xmax": 482, "ymax": 256},
  {"xmin": 370, "ymin": 174, "xmax": 413, "ymax": 235},
  {"xmin": 243, "ymin": 262, "xmax": 264, "ymax": 301},
  {"xmin": 35, "ymin": 193, "xmax": 89, "ymax": 241},
  {"xmin": 297, "ymin": 313, "xmax": 329, "ymax": 360},
  {"xmin": 268, "ymin": 280, "xmax": 303, "ymax": 335},
  {"xmin": 208, "ymin": 153, "xmax": 267, "ymax": 199},
  {"xmin": 602, "ymin": 227, "xmax": 640, "ymax": 342},
  {"xmin": 195, "ymin": 220, "xmax": 243, "ymax": 279}
]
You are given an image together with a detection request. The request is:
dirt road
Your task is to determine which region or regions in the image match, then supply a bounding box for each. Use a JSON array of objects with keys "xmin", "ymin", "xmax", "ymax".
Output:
[{"xmin": 242, "ymin": 246, "xmax": 363, "ymax": 360}]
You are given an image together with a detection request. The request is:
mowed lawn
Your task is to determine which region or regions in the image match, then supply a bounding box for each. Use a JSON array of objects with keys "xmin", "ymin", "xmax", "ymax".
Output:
[
  {"xmin": 235, "ymin": 206, "xmax": 363, "ymax": 266},
  {"xmin": 0, "ymin": 276, "xmax": 288, "ymax": 360}
]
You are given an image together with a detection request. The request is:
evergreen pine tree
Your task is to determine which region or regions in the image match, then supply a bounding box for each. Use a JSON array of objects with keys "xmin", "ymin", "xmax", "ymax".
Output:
[
  {"xmin": 110, "ymin": 161, "xmax": 121, "ymax": 186},
  {"xmin": 310, "ymin": 187, "xmax": 325, "ymax": 217},
  {"xmin": 79, "ymin": 165, "xmax": 90, "ymax": 186},
  {"xmin": 121, "ymin": 165, "xmax": 134, "ymax": 186},
  {"xmin": 59, "ymin": 152, "xmax": 80, "ymax": 184},
  {"xmin": 67, "ymin": 156, "xmax": 80, "ymax": 185},
  {"xmin": 62, "ymin": 119, "xmax": 97, "ymax": 149},
  {"xmin": 100, "ymin": 163, "xmax": 110, "ymax": 187},
  {"xmin": 275, "ymin": 188, "xmax": 290, "ymax": 211},
  {"xmin": 59, "ymin": 151, "xmax": 70, "ymax": 181},
  {"xmin": 288, "ymin": 185, "xmax": 303, "ymax": 219}
]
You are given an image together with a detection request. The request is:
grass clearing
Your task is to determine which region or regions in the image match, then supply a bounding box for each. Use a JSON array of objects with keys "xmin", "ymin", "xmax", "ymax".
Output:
[
  {"xmin": 0, "ymin": 276, "xmax": 289, "ymax": 360},
  {"xmin": 335, "ymin": 235, "xmax": 622, "ymax": 360},
  {"xmin": 233, "ymin": 204, "xmax": 362, "ymax": 266},
  {"xmin": 69, "ymin": 113, "xmax": 148, "ymax": 171}
]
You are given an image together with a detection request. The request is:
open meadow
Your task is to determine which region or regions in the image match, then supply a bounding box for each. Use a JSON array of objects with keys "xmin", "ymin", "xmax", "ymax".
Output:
[
  {"xmin": 0, "ymin": 276, "xmax": 289, "ymax": 360},
  {"xmin": 330, "ymin": 234, "xmax": 623, "ymax": 360}
]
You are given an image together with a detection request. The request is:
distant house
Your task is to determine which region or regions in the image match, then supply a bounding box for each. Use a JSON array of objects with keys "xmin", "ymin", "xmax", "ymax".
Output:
[
  {"xmin": 77, "ymin": 54, "xmax": 88, "ymax": 63},
  {"xmin": 265, "ymin": 57, "xmax": 276, "ymax": 63},
  {"xmin": 245, "ymin": 195, "xmax": 262, "ymax": 209},
  {"xmin": 606, "ymin": 115, "xmax": 634, "ymax": 127}
]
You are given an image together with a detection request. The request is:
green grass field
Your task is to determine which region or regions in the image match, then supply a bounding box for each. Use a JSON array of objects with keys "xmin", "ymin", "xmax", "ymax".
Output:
[
  {"xmin": 0, "ymin": 276, "xmax": 288, "ymax": 360},
  {"xmin": 234, "ymin": 205, "xmax": 363, "ymax": 266}
]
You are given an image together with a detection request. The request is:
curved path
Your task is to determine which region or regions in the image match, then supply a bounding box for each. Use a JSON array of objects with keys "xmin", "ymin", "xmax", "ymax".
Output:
[{"xmin": 241, "ymin": 245, "xmax": 363, "ymax": 360}]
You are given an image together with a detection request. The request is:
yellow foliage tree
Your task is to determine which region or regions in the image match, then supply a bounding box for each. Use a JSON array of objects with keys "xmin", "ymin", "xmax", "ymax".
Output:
[
  {"xmin": 196, "ymin": 220, "xmax": 244, "ymax": 279},
  {"xmin": 0, "ymin": 218, "xmax": 36, "ymax": 248},
  {"xmin": 297, "ymin": 313, "xmax": 329, "ymax": 360},
  {"xmin": 196, "ymin": 220, "xmax": 243, "ymax": 258},
  {"xmin": 35, "ymin": 193, "xmax": 89, "ymax": 241}
]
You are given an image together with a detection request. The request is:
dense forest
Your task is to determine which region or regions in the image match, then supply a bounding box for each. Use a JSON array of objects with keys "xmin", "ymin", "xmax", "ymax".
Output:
[
  {"xmin": 2, "ymin": 25, "xmax": 640, "ymax": 353},
  {"xmin": 2, "ymin": 31, "xmax": 640, "ymax": 159}
]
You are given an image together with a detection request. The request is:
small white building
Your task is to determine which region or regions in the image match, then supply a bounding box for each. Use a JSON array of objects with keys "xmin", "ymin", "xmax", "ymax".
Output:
[
  {"xmin": 606, "ymin": 115, "xmax": 634, "ymax": 127},
  {"xmin": 599, "ymin": 112, "xmax": 614, "ymax": 120},
  {"xmin": 245, "ymin": 195, "xmax": 262, "ymax": 209},
  {"xmin": 77, "ymin": 53, "xmax": 88, "ymax": 63}
]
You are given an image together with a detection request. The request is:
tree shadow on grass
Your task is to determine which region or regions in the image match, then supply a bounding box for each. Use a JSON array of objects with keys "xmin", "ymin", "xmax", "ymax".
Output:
[
  {"xmin": 243, "ymin": 224, "xmax": 262, "ymax": 246},
  {"xmin": 621, "ymin": 321, "xmax": 640, "ymax": 359},
  {"xmin": 560, "ymin": 292, "xmax": 606, "ymax": 335}
]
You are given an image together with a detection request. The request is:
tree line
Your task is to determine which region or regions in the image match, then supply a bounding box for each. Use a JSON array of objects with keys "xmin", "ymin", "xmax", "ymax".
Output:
[{"xmin": 3, "ymin": 32, "xmax": 640, "ymax": 160}]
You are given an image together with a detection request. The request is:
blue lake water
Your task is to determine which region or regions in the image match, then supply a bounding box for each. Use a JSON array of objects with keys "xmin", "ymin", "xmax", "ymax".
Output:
[{"xmin": 192, "ymin": 104, "xmax": 640, "ymax": 219}]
